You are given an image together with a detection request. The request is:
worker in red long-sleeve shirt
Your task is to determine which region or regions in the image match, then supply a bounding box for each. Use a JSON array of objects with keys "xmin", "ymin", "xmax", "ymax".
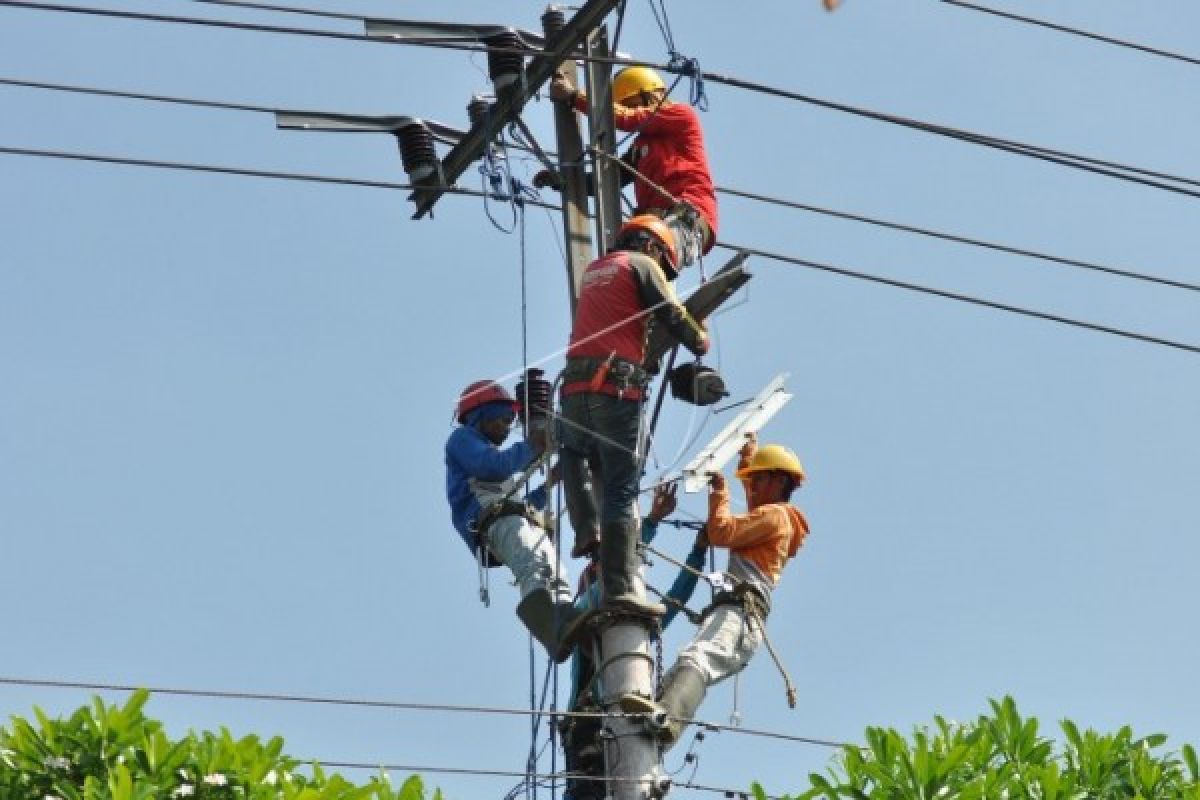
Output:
[{"xmin": 549, "ymin": 66, "xmax": 717, "ymax": 268}]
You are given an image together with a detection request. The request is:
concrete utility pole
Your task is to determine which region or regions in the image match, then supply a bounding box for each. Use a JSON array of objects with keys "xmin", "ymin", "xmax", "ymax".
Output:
[
  {"xmin": 584, "ymin": 26, "xmax": 623, "ymax": 257},
  {"xmin": 543, "ymin": 8, "xmax": 669, "ymax": 800},
  {"xmin": 543, "ymin": 7, "xmax": 594, "ymax": 313}
]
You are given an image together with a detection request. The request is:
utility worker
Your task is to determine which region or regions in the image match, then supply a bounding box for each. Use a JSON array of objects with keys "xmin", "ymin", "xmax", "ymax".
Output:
[
  {"xmin": 561, "ymin": 483, "xmax": 708, "ymax": 800},
  {"xmin": 549, "ymin": 65, "xmax": 717, "ymax": 268},
  {"xmin": 558, "ymin": 215, "xmax": 709, "ymax": 616},
  {"xmin": 445, "ymin": 380, "xmax": 587, "ymax": 663},
  {"xmin": 620, "ymin": 434, "xmax": 810, "ymax": 747}
]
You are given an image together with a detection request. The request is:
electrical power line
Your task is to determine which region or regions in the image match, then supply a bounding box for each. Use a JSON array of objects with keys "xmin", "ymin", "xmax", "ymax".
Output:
[
  {"xmin": 938, "ymin": 0, "xmax": 1200, "ymax": 68},
  {"xmin": 716, "ymin": 186, "xmax": 1200, "ymax": 293},
  {"xmin": 188, "ymin": 0, "xmax": 365, "ymax": 23},
  {"xmin": 0, "ymin": 76, "xmax": 280, "ymax": 114},
  {"xmin": 317, "ymin": 761, "xmax": 776, "ymax": 800},
  {"xmin": 4, "ymin": 144, "xmax": 1196, "ymax": 357},
  {"xmin": 716, "ymin": 241, "xmax": 1200, "ymax": 356},
  {"xmin": 5, "ymin": 0, "xmax": 1200, "ymax": 202},
  {"xmin": 4, "ymin": 75, "xmax": 1193, "ymax": 295},
  {"xmin": 0, "ymin": 145, "xmax": 560, "ymax": 210},
  {"xmin": 0, "ymin": 676, "xmax": 851, "ymax": 749},
  {"xmin": 197, "ymin": 0, "xmax": 1200, "ymax": 76}
]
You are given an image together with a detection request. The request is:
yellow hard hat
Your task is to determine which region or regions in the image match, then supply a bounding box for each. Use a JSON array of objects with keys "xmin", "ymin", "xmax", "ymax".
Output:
[
  {"xmin": 736, "ymin": 444, "xmax": 806, "ymax": 483},
  {"xmin": 612, "ymin": 66, "xmax": 667, "ymax": 104}
]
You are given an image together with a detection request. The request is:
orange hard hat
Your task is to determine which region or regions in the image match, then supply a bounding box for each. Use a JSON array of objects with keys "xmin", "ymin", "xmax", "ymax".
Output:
[{"xmin": 617, "ymin": 214, "xmax": 679, "ymax": 271}]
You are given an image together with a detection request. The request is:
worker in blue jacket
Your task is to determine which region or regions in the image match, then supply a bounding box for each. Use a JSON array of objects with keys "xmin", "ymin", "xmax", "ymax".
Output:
[
  {"xmin": 445, "ymin": 379, "xmax": 587, "ymax": 662},
  {"xmin": 561, "ymin": 482, "xmax": 708, "ymax": 800}
]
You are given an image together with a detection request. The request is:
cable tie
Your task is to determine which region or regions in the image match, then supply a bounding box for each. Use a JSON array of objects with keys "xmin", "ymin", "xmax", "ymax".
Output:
[{"xmin": 668, "ymin": 52, "xmax": 708, "ymax": 111}]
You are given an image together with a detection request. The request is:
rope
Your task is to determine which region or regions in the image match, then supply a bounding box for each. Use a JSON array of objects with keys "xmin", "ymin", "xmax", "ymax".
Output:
[
  {"xmin": 645, "ymin": 583, "xmax": 702, "ymax": 625},
  {"xmin": 588, "ymin": 145, "xmax": 678, "ymax": 207},
  {"xmin": 748, "ymin": 613, "xmax": 797, "ymax": 711}
]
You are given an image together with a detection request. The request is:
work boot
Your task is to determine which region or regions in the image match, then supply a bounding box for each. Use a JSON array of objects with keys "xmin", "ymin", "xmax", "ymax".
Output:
[
  {"xmin": 516, "ymin": 589, "xmax": 593, "ymax": 664},
  {"xmin": 570, "ymin": 530, "xmax": 600, "ymax": 560},
  {"xmin": 619, "ymin": 665, "xmax": 707, "ymax": 748},
  {"xmin": 599, "ymin": 519, "xmax": 665, "ymax": 616}
]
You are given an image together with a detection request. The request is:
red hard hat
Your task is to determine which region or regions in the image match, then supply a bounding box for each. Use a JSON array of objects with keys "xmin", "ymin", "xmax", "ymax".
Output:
[
  {"xmin": 456, "ymin": 380, "xmax": 516, "ymax": 424},
  {"xmin": 618, "ymin": 214, "xmax": 678, "ymax": 271}
]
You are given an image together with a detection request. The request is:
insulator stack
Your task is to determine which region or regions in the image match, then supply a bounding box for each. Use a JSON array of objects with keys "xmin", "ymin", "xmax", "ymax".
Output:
[
  {"xmin": 485, "ymin": 30, "xmax": 525, "ymax": 92},
  {"xmin": 396, "ymin": 122, "xmax": 438, "ymax": 182},
  {"xmin": 541, "ymin": 7, "xmax": 566, "ymax": 40},
  {"xmin": 467, "ymin": 94, "xmax": 492, "ymax": 129},
  {"xmin": 515, "ymin": 368, "xmax": 552, "ymax": 432}
]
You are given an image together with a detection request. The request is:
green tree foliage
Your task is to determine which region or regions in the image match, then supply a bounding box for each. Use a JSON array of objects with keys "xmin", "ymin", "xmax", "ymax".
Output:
[
  {"xmin": 762, "ymin": 697, "xmax": 1199, "ymax": 800},
  {"xmin": 0, "ymin": 691, "xmax": 440, "ymax": 800}
]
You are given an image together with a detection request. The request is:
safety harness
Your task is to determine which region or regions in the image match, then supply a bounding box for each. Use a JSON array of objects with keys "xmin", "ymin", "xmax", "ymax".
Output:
[
  {"xmin": 469, "ymin": 449, "xmax": 551, "ymax": 606},
  {"xmin": 561, "ymin": 354, "xmax": 653, "ymax": 401},
  {"xmin": 643, "ymin": 540, "xmax": 797, "ymax": 709}
]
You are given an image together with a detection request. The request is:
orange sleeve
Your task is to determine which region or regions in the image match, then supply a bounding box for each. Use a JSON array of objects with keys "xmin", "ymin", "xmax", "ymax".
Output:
[
  {"xmin": 706, "ymin": 484, "xmax": 789, "ymax": 549},
  {"xmin": 736, "ymin": 449, "xmax": 754, "ymax": 504}
]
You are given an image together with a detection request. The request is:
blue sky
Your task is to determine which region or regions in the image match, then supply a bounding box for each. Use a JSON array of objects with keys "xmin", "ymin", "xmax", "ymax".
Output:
[{"xmin": 2, "ymin": 0, "xmax": 1198, "ymax": 797}]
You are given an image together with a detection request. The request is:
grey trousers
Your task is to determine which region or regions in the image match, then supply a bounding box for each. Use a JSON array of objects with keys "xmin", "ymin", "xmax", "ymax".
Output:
[
  {"xmin": 675, "ymin": 603, "xmax": 763, "ymax": 687},
  {"xmin": 487, "ymin": 514, "xmax": 572, "ymax": 604}
]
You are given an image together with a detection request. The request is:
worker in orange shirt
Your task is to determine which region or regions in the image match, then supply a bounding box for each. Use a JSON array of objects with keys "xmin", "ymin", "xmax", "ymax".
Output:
[
  {"xmin": 549, "ymin": 66, "xmax": 716, "ymax": 268},
  {"xmin": 620, "ymin": 434, "xmax": 809, "ymax": 746}
]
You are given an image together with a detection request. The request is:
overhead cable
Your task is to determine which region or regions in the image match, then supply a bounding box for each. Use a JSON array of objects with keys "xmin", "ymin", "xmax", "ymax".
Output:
[
  {"xmin": 317, "ymin": 761, "xmax": 778, "ymax": 800},
  {"xmin": 187, "ymin": 0, "xmax": 363, "ymax": 23},
  {"xmin": 4, "ymin": 1, "xmax": 1200, "ymax": 200},
  {"xmin": 939, "ymin": 0, "xmax": 1200, "ymax": 68},
  {"xmin": 716, "ymin": 241, "xmax": 1200, "ymax": 356},
  {"xmin": 716, "ymin": 186, "xmax": 1200, "ymax": 293},
  {"xmin": 0, "ymin": 676, "xmax": 850, "ymax": 749},
  {"xmin": 190, "ymin": 0, "xmax": 1200, "ymax": 74},
  {"xmin": 0, "ymin": 145, "xmax": 560, "ymax": 210},
  {"xmin": 4, "ymin": 144, "xmax": 1195, "ymax": 357},
  {"xmin": 3, "ymin": 75, "xmax": 1191, "ymax": 295}
]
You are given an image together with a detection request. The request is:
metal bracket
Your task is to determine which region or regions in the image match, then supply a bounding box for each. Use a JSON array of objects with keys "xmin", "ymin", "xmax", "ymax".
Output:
[
  {"xmin": 679, "ymin": 374, "xmax": 793, "ymax": 493},
  {"xmin": 383, "ymin": 0, "xmax": 622, "ymax": 219}
]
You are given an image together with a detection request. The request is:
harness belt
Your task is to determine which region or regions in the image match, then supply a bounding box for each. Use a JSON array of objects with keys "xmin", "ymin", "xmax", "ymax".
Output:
[
  {"xmin": 561, "ymin": 355, "xmax": 651, "ymax": 400},
  {"xmin": 700, "ymin": 582, "xmax": 770, "ymax": 623},
  {"xmin": 472, "ymin": 500, "xmax": 540, "ymax": 568}
]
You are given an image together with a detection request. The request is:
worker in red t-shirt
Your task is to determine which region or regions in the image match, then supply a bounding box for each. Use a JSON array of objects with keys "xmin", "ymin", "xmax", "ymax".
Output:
[{"xmin": 549, "ymin": 66, "xmax": 717, "ymax": 268}]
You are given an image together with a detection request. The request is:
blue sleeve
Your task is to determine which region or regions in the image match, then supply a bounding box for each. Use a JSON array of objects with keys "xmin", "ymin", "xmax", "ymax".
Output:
[
  {"xmin": 640, "ymin": 518, "xmax": 658, "ymax": 544},
  {"xmin": 568, "ymin": 584, "xmax": 602, "ymax": 709},
  {"xmin": 446, "ymin": 428, "xmax": 534, "ymax": 482},
  {"xmin": 661, "ymin": 545, "xmax": 707, "ymax": 630},
  {"xmin": 527, "ymin": 483, "xmax": 548, "ymax": 510}
]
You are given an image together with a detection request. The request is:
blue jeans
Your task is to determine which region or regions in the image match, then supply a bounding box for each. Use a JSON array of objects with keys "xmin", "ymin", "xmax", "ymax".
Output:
[{"xmin": 558, "ymin": 392, "xmax": 644, "ymax": 538}]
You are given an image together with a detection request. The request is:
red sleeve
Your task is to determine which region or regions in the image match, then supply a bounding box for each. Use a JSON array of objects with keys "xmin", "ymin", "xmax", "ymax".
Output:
[{"xmin": 612, "ymin": 102, "xmax": 696, "ymax": 136}]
